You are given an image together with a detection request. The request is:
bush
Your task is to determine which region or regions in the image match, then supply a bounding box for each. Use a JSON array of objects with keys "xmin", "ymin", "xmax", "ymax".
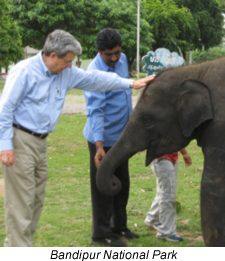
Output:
[{"xmin": 192, "ymin": 47, "xmax": 225, "ymax": 63}]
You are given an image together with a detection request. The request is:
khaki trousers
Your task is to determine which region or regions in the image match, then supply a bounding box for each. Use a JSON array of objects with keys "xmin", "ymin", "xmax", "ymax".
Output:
[{"xmin": 2, "ymin": 127, "xmax": 48, "ymax": 247}]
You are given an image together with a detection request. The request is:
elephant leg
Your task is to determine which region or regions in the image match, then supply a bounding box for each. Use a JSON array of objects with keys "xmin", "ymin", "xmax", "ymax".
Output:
[{"xmin": 201, "ymin": 149, "xmax": 225, "ymax": 247}]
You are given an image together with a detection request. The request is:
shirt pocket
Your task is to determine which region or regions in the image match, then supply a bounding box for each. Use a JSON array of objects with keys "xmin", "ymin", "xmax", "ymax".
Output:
[{"xmin": 55, "ymin": 90, "xmax": 66, "ymax": 111}]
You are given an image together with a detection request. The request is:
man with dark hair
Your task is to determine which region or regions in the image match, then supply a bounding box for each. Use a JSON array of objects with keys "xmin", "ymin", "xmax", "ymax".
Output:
[
  {"xmin": 83, "ymin": 28, "xmax": 139, "ymax": 247},
  {"xmin": 0, "ymin": 29, "xmax": 155, "ymax": 247},
  {"xmin": 96, "ymin": 28, "xmax": 122, "ymax": 52}
]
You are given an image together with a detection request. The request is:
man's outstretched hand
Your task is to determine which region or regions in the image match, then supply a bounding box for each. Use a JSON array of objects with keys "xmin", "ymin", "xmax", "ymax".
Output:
[{"xmin": 132, "ymin": 75, "xmax": 156, "ymax": 90}]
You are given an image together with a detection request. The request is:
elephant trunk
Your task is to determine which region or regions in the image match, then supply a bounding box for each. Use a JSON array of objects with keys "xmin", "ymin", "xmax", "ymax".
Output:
[
  {"xmin": 96, "ymin": 154, "xmax": 122, "ymax": 196},
  {"xmin": 96, "ymin": 132, "xmax": 138, "ymax": 196}
]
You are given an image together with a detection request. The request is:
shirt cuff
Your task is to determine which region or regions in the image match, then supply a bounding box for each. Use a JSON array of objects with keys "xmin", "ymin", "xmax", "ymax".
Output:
[
  {"xmin": 93, "ymin": 133, "xmax": 104, "ymax": 143},
  {"xmin": 120, "ymin": 79, "xmax": 134, "ymax": 90},
  {"xmin": 0, "ymin": 139, "xmax": 14, "ymax": 151}
]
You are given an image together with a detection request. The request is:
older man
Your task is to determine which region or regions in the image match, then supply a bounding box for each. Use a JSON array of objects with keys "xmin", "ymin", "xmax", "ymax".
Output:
[{"xmin": 0, "ymin": 29, "xmax": 155, "ymax": 247}]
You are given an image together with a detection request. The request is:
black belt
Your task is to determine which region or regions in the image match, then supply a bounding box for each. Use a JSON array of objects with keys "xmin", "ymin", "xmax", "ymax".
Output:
[{"xmin": 13, "ymin": 124, "xmax": 48, "ymax": 139}]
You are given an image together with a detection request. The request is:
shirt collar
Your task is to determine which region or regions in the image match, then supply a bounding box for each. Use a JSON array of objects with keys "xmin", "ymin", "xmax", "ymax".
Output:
[{"xmin": 38, "ymin": 51, "xmax": 52, "ymax": 77}]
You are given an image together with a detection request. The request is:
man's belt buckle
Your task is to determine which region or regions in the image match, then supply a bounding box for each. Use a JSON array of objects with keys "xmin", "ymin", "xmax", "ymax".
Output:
[
  {"xmin": 39, "ymin": 133, "xmax": 45, "ymax": 139},
  {"xmin": 31, "ymin": 132, "xmax": 46, "ymax": 139}
]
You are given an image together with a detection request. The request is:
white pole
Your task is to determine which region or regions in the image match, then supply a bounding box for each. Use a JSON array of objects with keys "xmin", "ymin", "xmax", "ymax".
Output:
[
  {"xmin": 137, "ymin": 0, "xmax": 143, "ymax": 100},
  {"xmin": 189, "ymin": 51, "xmax": 193, "ymax": 65},
  {"xmin": 136, "ymin": 0, "xmax": 140, "ymax": 80}
]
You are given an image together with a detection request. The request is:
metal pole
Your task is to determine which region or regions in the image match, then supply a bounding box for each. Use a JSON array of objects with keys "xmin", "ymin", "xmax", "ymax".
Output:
[
  {"xmin": 136, "ymin": 0, "xmax": 140, "ymax": 80},
  {"xmin": 189, "ymin": 51, "xmax": 192, "ymax": 65}
]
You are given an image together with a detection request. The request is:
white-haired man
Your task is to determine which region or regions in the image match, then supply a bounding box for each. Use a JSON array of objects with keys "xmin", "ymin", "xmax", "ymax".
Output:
[{"xmin": 0, "ymin": 29, "xmax": 155, "ymax": 247}]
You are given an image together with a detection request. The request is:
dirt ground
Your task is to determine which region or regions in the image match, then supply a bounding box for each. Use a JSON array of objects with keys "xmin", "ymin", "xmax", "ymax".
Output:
[
  {"xmin": 61, "ymin": 95, "xmax": 138, "ymax": 114},
  {"xmin": 178, "ymin": 230, "xmax": 204, "ymax": 243},
  {"xmin": 147, "ymin": 225, "xmax": 204, "ymax": 244}
]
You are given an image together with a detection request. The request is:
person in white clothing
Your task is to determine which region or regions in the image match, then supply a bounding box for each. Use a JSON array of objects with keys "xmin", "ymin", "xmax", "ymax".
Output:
[{"xmin": 145, "ymin": 148, "xmax": 192, "ymax": 242}]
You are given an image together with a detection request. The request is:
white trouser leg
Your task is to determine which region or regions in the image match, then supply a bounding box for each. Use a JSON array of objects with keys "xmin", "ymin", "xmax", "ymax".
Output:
[{"xmin": 146, "ymin": 158, "xmax": 178, "ymax": 236}]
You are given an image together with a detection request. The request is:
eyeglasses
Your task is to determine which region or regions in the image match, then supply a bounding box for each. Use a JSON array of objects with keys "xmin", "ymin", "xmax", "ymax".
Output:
[
  {"xmin": 62, "ymin": 57, "xmax": 73, "ymax": 65},
  {"xmin": 102, "ymin": 50, "xmax": 121, "ymax": 57}
]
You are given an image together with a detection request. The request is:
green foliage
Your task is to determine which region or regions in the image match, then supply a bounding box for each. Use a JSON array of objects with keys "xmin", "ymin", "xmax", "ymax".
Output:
[
  {"xmin": 144, "ymin": 0, "xmax": 224, "ymax": 58},
  {"xmin": 144, "ymin": 0, "xmax": 198, "ymax": 56},
  {"xmin": 0, "ymin": 115, "xmax": 205, "ymax": 247},
  {"xmin": 175, "ymin": 0, "xmax": 225, "ymax": 50},
  {"xmin": 0, "ymin": 0, "xmax": 24, "ymax": 67},
  {"xmin": 7, "ymin": 0, "xmax": 225, "ymax": 68},
  {"xmin": 9, "ymin": 0, "xmax": 153, "ymax": 70},
  {"xmin": 192, "ymin": 47, "xmax": 225, "ymax": 63},
  {"xmin": 215, "ymin": 0, "xmax": 225, "ymax": 6}
]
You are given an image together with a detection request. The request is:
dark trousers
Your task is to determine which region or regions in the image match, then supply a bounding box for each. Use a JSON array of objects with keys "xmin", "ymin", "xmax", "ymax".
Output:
[{"xmin": 88, "ymin": 141, "xmax": 130, "ymax": 239}]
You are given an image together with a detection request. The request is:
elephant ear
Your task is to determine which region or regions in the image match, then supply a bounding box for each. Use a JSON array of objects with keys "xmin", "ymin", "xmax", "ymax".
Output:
[{"xmin": 176, "ymin": 79, "xmax": 213, "ymax": 137}]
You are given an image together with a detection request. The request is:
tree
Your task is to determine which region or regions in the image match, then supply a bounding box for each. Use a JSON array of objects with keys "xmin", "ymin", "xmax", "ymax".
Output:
[
  {"xmin": 144, "ymin": 0, "xmax": 196, "ymax": 58},
  {"xmin": 144, "ymin": 0, "xmax": 224, "ymax": 58},
  {"xmin": 9, "ymin": 0, "xmax": 154, "ymax": 71},
  {"xmin": 215, "ymin": 0, "xmax": 225, "ymax": 7},
  {"xmin": 175, "ymin": 0, "xmax": 225, "ymax": 50},
  {"xmin": 0, "ymin": 0, "xmax": 24, "ymax": 68}
]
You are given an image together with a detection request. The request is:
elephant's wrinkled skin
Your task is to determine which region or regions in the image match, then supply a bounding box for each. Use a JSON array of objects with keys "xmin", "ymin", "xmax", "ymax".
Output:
[{"xmin": 96, "ymin": 58, "xmax": 225, "ymax": 246}]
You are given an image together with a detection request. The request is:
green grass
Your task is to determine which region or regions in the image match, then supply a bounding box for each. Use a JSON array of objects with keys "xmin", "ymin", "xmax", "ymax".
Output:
[
  {"xmin": 67, "ymin": 88, "xmax": 84, "ymax": 95},
  {"xmin": 0, "ymin": 81, "xmax": 4, "ymax": 93},
  {"xmin": 0, "ymin": 114, "xmax": 204, "ymax": 247}
]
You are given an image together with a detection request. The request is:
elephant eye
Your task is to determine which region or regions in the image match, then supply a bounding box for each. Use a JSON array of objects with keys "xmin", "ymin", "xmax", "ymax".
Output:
[{"xmin": 142, "ymin": 116, "xmax": 154, "ymax": 129}]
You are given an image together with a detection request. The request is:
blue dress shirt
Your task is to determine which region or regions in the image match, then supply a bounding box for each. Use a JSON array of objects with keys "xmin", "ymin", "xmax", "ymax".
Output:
[
  {"xmin": 0, "ymin": 52, "xmax": 133, "ymax": 151},
  {"xmin": 83, "ymin": 53, "xmax": 132, "ymax": 147}
]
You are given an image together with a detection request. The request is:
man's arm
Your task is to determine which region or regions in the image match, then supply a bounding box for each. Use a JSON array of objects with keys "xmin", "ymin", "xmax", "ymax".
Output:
[
  {"xmin": 179, "ymin": 148, "xmax": 192, "ymax": 167},
  {"xmin": 94, "ymin": 141, "xmax": 105, "ymax": 169},
  {"xmin": 83, "ymin": 90, "xmax": 106, "ymax": 168},
  {"xmin": 68, "ymin": 68, "xmax": 156, "ymax": 92},
  {"xmin": 0, "ymin": 67, "xmax": 28, "ymax": 166}
]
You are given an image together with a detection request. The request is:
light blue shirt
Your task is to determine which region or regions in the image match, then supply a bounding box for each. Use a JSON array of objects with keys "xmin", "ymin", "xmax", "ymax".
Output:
[
  {"xmin": 0, "ymin": 52, "xmax": 133, "ymax": 151},
  {"xmin": 83, "ymin": 53, "xmax": 132, "ymax": 147}
]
